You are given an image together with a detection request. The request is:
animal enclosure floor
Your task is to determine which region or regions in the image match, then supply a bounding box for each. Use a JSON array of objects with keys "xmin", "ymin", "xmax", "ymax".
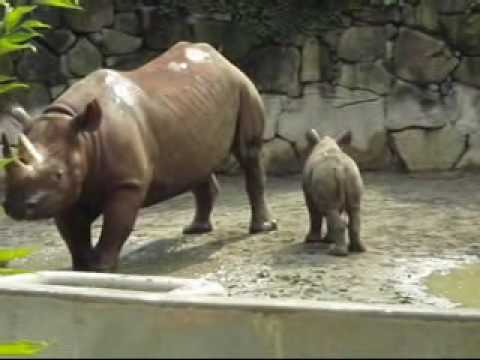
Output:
[{"xmin": 2, "ymin": 172, "xmax": 480, "ymax": 308}]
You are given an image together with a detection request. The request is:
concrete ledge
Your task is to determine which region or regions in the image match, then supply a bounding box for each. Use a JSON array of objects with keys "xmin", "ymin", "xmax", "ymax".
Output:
[{"xmin": 0, "ymin": 271, "xmax": 479, "ymax": 358}]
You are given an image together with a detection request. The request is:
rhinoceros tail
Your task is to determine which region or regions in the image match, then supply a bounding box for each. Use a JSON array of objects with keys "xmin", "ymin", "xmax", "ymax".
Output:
[{"xmin": 334, "ymin": 166, "xmax": 346, "ymax": 209}]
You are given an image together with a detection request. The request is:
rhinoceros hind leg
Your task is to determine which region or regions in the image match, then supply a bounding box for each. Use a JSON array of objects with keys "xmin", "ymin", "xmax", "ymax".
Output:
[
  {"xmin": 233, "ymin": 145, "xmax": 277, "ymax": 234},
  {"xmin": 183, "ymin": 174, "xmax": 219, "ymax": 234},
  {"xmin": 326, "ymin": 210, "xmax": 348, "ymax": 256},
  {"xmin": 347, "ymin": 208, "xmax": 366, "ymax": 253},
  {"xmin": 304, "ymin": 192, "xmax": 323, "ymax": 243}
]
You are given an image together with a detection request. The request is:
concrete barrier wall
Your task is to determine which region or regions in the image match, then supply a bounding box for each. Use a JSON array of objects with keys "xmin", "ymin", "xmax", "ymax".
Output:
[{"xmin": 0, "ymin": 275, "xmax": 480, "ymax": 358}]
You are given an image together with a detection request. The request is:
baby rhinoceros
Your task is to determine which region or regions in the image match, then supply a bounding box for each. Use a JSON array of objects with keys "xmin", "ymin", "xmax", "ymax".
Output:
[{"xmin": 302, "ymin": 129, "xmax": 366, "ymax": 256}]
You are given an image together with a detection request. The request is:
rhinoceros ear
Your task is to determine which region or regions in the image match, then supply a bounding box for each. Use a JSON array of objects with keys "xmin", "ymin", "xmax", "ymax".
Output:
[
  {"xmin": 336, "ymin": 130, "xmax": 352, "ymax": 146},
  {"xmin": 305, "ymin": 129, "xmax": 321, "ymax": 146},
  {"xmin": 72, "ymin": 99, "xmax": 102, "ymax": 133}
]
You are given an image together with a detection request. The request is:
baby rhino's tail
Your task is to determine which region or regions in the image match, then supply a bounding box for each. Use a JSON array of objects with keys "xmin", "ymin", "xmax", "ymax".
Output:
[{"xmin": 335, "ymin": 166, "xmax": 346, "ymax": 209}]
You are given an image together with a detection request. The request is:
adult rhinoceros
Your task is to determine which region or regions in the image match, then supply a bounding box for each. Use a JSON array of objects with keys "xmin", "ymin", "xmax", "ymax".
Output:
[{"xmin": 2, "ymin": 41, "xmax": 277, "ymax": 272}]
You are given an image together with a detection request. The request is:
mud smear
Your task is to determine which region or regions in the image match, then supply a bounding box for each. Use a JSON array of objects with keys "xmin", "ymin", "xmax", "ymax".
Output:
[{"xmin": 1, "ymin": 172, "xmax": 480, "ymax": 307}]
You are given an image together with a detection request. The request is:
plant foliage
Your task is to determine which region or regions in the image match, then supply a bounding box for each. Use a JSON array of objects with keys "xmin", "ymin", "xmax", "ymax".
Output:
[{"xmin": 0, "ymin": 0, "xmax": 82, "ymax": 96}]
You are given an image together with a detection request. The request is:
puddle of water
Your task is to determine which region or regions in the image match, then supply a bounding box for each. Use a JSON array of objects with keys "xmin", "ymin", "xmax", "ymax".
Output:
[{"xmin": 426, "ymin": 263, "xmax": 480, "ymax": 309}]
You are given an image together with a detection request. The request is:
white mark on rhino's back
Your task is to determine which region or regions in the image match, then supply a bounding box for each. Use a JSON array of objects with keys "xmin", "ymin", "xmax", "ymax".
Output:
[
  {"xmin": 185, "ymin": 47, "xmax": 211, "ymax": 63},
  {"xmin": 103, "ymin": 70, "xmax": 139, "ymax": 107},
  {"xmin": 168, "ymin": 61, "xmax": 189, "ymax": 72}
]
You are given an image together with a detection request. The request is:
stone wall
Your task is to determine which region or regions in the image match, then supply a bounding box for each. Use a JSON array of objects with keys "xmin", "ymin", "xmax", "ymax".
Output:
[{"xmin": 3, "ymin": 0, "xmax": 480, "ymax": 175}]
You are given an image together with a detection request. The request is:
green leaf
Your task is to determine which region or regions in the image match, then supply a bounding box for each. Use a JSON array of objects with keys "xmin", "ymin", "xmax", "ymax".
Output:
[
  {"xmin": 0, "ymin": 247, "xmax": 36, "ymax": 265},
  {"xmin": 0, "ymin": 82, "xmax": 29, "ymax": 94},
  {"xmin": 0, "ymin": 341, "xmax": 49, "ymax": 356},
  {"xmin": 4, "ymin": 5, "xmax": 37, "ymax": 34},
  {"xmin": 0, "ymin": 74, "xmax": 15, "ymax": 83},
  {"xmin": 21, "ymin": 19, "xmax": 51, "ymax": 31},
  {"xmin": 0, "ymin": 157, "xmax": 15, "ymax": 169},
  {"xmin": 34, "ymin": 0, "xmax": 82, "ymax": 10},
  {"xmin": 0, "ymin": 38, "xmax": 37, "ymax": 56},
  {"xmin": 0, "ymin": 38, "xmax": 36, "ymax": 56},
  {"xmin": 2, "ymin": 30, "xmax": 42, "ymax": 45},
  {"xmin": 0, "ymin": 268, "xmax": 32, "ymax": 276}
]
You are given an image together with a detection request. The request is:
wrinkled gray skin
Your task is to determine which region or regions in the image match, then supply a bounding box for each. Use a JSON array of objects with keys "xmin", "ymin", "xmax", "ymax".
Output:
[{"xmin": 302, "ymin": 129, "xmax": 365, "ymax": 256}]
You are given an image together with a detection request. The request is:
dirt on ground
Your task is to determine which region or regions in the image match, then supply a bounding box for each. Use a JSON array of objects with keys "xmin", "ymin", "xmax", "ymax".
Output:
[{"xmin": 1, "ymin": 171, "xmax": 480, "ymax": 308}]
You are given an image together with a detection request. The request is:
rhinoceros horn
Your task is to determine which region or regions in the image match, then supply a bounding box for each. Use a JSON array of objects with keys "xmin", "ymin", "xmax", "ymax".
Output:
[
  {"xmin": 10, "ymin": 105, "xmax": 32, "ymax": 129},
  {"xmin": 18, "ymin": 134, "xmax": 43, "ymax": 164},
  {"xmin": 2, "ymin": 133, "xmax": 12, "ymax": 158}
]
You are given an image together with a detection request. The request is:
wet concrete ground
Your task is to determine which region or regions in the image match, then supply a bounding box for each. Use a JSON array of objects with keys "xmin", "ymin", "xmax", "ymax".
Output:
[{"xmin": 2, "ymin": 172, "xmax": 480, "ymax": 308}]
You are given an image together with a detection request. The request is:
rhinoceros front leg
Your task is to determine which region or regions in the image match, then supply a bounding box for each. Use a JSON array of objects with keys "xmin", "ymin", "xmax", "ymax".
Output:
[
  {"xmin": 234, "ymin": 145, "xmax": 277, "ymax": 234},
  {"xmin": 183, "ymin": 174, "xmax": 219, "ymax": 234},
  {"xmin": 93, "ymin": 188, "xmax": 144, "ymax": 272},
  {"xmin": 55, "ymin": 209, "xmax": 97, "ymax": 271}
]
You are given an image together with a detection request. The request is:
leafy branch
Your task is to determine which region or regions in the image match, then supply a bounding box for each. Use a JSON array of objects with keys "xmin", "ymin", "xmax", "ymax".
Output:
[{"xmin": 0, "ymin": 0, "xmax": 82, "ymax": 95}]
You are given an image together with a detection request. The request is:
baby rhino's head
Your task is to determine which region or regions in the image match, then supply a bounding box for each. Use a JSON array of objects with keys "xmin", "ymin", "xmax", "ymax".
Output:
[{"xmin": 305, "ymin": 129, "xmax": 352, "ymax": 155}]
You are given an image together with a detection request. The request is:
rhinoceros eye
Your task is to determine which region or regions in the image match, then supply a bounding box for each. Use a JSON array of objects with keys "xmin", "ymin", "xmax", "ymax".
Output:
[{"xmin": 18, "ymin": 155, "xmax": 29, "ymax": 164}]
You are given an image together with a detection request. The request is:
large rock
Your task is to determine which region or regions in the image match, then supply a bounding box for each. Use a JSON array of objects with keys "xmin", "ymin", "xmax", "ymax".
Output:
[
  {"xmin": 453, "ymin": 57, "xmax": 480, "ymax": 88},
  {"xmin": 392, "ymin": 126, "xmax": 466, "ymax": 171},
  {"xmin": 105, "ymin": 51, "xmax": 159, "ymax": 71},
  {"xmin": 440, "ymin": 13, "xmax": 480, "ymax": 56},
  {"xmin": 386, "ymin": 80, "xmax": 458, "ymax": 130},
  {"xmin": 114, "ymin": 12, "xmax": 141, "ymax": 35},
  {"xmin": 33, "ymin": 6, "xmax": 62, "ymax": 29},
  {"xmin": 190, "ymin": 17, "xmax": 229, "ymax": 50},
  {"xmin": 337, "ymin": 60, "xmax": 393, "ymax": 95},
  {"xmin": 349, "ymin": 6, "xmax": 401, "ymax": 25},
  {"xmin": 64, "ymin": 0, "xmax": 114, "ymax": 33},
  {"xmin": 245, "ymin": 46, "xmax": 301, "ymax": 97},
  {"xmin": 262, "ymin": 138, "xmax": 301, "ymax": 176},
  {"xmin": 393, "ymin": 28, "xmax": 457, "ymax": 84},
  {"xmin": 42, "ymin": 29, "xmax": 76, "ymax": 55},
  {"xmin": 450, "ymin": 84, "xmax": 480, "ymax": 134},
  {"xmin": 66, "ymin": 38, "xmax": 102, "ymax": 77},
  {"xmin": 11, "ymin": 82, "xmax": 51, "ymax": 116},
  {"xmin": 337, "ymin": 26, "xmax": 386, "ymax": 62},
  {"xmin": 140, "ymin": 8, "xmax": 192, "ymax": 50},
  {"xmin": 218, "ymin": 23, "xmax": 261, "ymax": 63},
  {"xmin": 261, "ymin": 95, "xmax": 287, "ymax": 141},
  {"xmin": 403, "ymin": 1, "xmax": 441, "ymax": 33},
  {"xmin": 0, "ymin": 57, "xmax": 14, "ymax": 76},
  {"xmin": 16, "ymin": 43, "xmax": 63, "ymax": 85},
  {"xmin": 456, "ymin": 132, "xmax": 480, "ymax": 170},
  {"xmin": 301, "ymin": 37, "xmax": 331, "ymax": 83},
  {"xmin": 101, "ymin": 29, "xmax": 142, "ymax": 55},
  {"xmin": 115, "ymin": 0, "xmax": 141, "ymax": 12},
  {"xmin": 278, "ymin": 84, "xmax": 388, "ymax": 170},
  {"xmin": 438, "ymin": 0, "xmax": 468, "ymax": 13}
]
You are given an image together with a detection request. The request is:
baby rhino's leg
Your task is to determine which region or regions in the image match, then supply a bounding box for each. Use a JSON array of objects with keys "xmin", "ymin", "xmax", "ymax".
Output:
[
  {"xmin": 304, "ymin": 191, "xmax": 323, "ymax": 243},
  {"xmin": 347, "ymin": 207, "xmax": 366, "ymax": 252},
  {"xmin": 326, "ymin": 210, "xmax": 348, "ymax": 256}
]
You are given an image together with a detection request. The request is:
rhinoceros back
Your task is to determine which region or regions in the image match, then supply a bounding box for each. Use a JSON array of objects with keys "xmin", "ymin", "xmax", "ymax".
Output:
[{"xmin": 54, "ymin": 42, "xmax": 256, "ymax": 201}]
